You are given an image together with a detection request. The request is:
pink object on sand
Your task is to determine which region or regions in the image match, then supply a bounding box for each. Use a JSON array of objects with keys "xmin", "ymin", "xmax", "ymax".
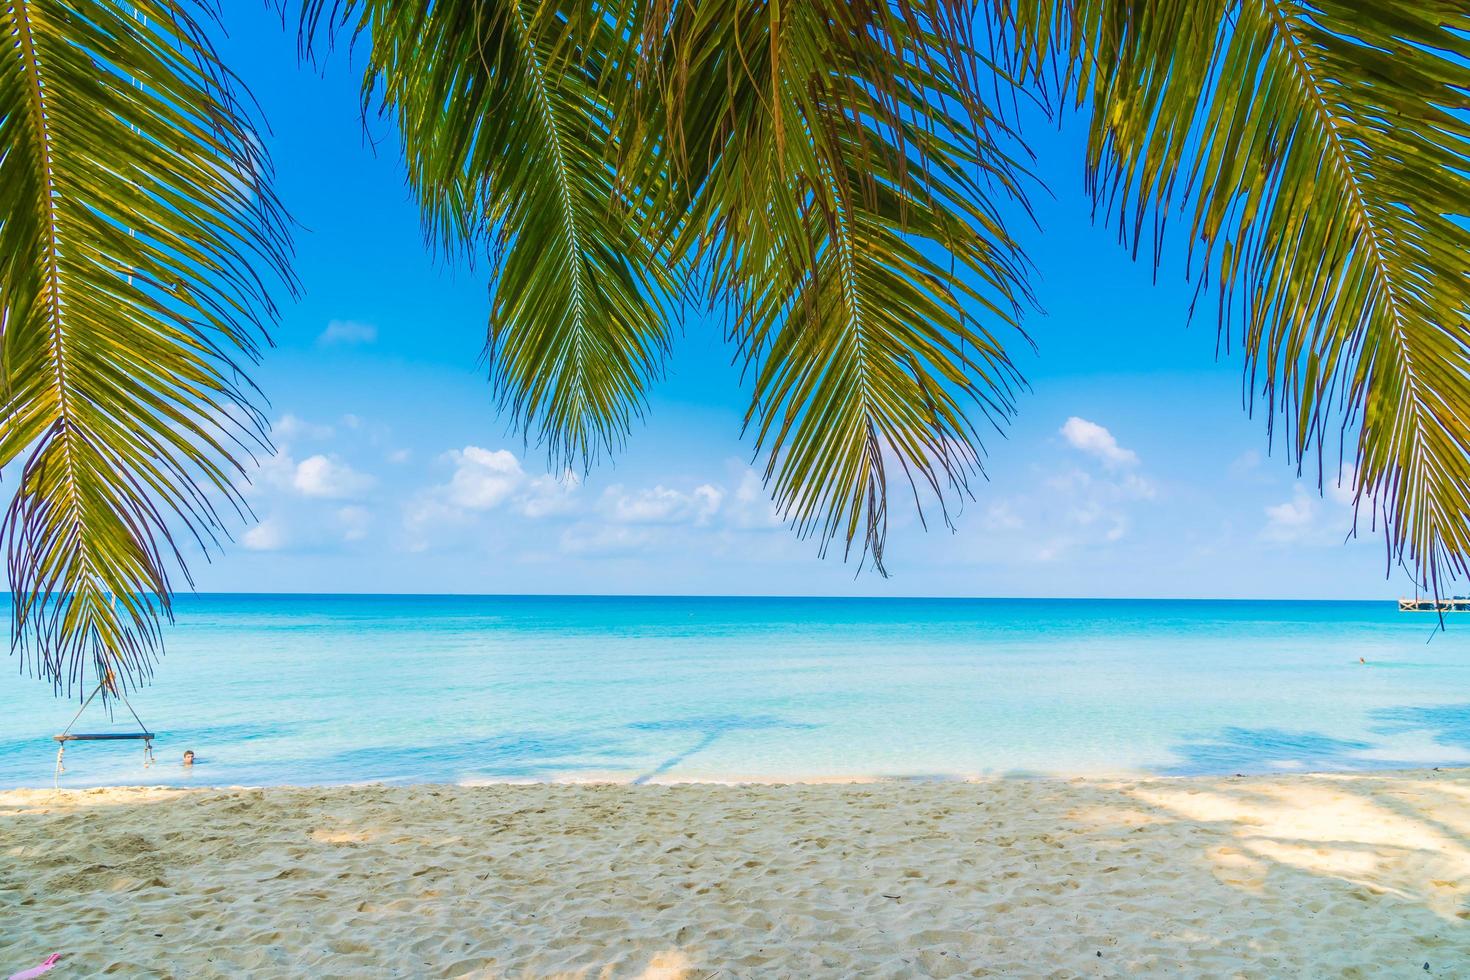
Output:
[{"xmin": 8, "ymin": 954, "xmax": 60, "ymax": 980}]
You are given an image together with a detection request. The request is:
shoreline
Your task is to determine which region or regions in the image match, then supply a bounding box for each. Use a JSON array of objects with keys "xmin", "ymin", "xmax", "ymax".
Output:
[
  {"xmin": 4, "ymin": 767, "xmax": 1467, "ymax": 976},
  {"xmin": 12, "ymin": 761, "xmax": 1470, "ymax": 793},
  {"xmin": 14, "ymin": 759, "xmax": 1470, "ymax": 793}
]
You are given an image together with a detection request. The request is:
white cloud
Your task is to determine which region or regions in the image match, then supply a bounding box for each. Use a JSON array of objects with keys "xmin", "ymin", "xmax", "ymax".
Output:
[
  {"xmin": 444, "ymin": 446, "xmax": 526, "ymax": 510},
  {"xmin": 604, "ymin": 483, "xmax": 723, "ymax": 525},
  {"xmin": 386, "ymin": 448, "xmax": 412, "ymax": 465},
  {"xmin": 1263, "ymin": 472, "xmax": 1360, "ymax": 545},
  {"xmin": 1263, "ymin": 487, "xmax": 1317, "ymax": 542},
  {"xmin": 398, "ymin": 448, "xmax": 803, "ymax": 558},
  {"xmin": 1060, "ymin": 417, "xmax": 1139, "ymax": 468},
  {"xmin": 293, "ymin": 454, "xmax": 375, "ymax": 499},
  {"xmin": 318, "ymin": 320, "xmax": 378, "ymax": 346},
  {"xmin": 522, "ymin": 471, "xmax": 581, "ymax": 518},
  {"xmin": 242, "ymin": 517, "xmax": 287, "ymax": 551},
  {"xmin": 401, "ymin": 448, "xmax": 580, "ymax": 548}
]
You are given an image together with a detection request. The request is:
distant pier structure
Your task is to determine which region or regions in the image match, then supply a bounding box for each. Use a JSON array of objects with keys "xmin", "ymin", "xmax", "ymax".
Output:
[{"xmin": 1398, "ymin": 596, "xmax": 1470, "ymax": 612}]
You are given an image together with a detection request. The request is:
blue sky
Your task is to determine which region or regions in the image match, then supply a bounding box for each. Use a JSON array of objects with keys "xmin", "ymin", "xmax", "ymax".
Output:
[{"xmin": 182, "ymin": 7, "xmax": 1405, "ymax": 599}]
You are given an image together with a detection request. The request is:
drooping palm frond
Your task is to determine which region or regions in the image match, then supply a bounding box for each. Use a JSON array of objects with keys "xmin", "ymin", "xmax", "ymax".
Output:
[
  {"xmin": 0, "ymin": 0, "xmax": 292, "ymax": 698},
  {"xmin": 997, "ymin": 0, "xmax": 1470, "ymax": 592},
  {"xmin": 309, "ymin": 0, "xmax": 672, "ymax": 468},
  {"xmin": 313, "ymin": 0, "xmax": 1035, "ymax": 573},
  {"xmin": 628, "ymin": 0, "xmax": 1035, "ymax": 573}
]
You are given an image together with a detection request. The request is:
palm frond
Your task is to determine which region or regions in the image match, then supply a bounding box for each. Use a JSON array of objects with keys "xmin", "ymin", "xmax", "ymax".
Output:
[
  {"xmin": 316, "ymin": 0, "xmax": 673, "ymax": 468},
  {"xmin": 0, "ymin": 0, "xmax": 292, "ymax": 698},
  {"xmin": 631, "ymin": 0, "xmax": 1035, "ymax": 573},
  {"xmin": 998, "ymin": 0, "xmax": 1470, "ymax": 592}
]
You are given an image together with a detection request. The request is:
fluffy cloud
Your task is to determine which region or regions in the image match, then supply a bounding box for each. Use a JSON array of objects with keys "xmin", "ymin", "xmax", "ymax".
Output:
[
  {"xmin": 444, "ymin": 447, "xmax": 525, "ymax": 509},
  {"xmin": 398, "ymin": 450, "xmax": 792, "ymax": 557},
  {"xmin": 242, "ymin": 517, "xmax": 287, "ymax": 551},
  {"xmin": 318, "ymin": 320, "xmax": 378, "ymax": 346},
  {"xmin": 604, "ymin": 483, "xmax": 723, "ymax": 525},
  {"xmin": 1263, "ymin": 466, "xmax": 1361, "ymax": 544},
  {"xmin": 1060, "ymin": 417, "xmax": 1139, "ymax": 468},
  {"xmin": 293, "ymin": 454, "xmax": 375, "ymax": 499},
  {"xmin": 402, "ymin": 447, "xmax": 583, "ymax": 548},
  {"xmin": 232, "ymin": 414, "xmax": 388, "ymax": 552},
  {"xmin": 394, "ymin": 442, "xmax": 820, "ymax": 562},
  {"xmin": 1263, "ymin": 487, "xmax": 1317, "ymax": 542}
]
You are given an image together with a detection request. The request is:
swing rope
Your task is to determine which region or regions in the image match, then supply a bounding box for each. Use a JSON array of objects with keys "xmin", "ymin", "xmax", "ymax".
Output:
[{"xmin": 53, "ymin": 671, "xmax": 156, "ymax": 789}]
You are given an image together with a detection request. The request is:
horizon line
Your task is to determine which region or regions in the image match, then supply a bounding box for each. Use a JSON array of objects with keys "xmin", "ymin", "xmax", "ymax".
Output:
[{"xmin": 33, "ymin": 590, "xmax": 1404, "ymax": 603}]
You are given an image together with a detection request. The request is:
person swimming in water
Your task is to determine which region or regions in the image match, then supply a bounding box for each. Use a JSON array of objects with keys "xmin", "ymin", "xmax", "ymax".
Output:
[{"xmin": 183, "ymin": 749, "xmax": 195, "ymax": 766}]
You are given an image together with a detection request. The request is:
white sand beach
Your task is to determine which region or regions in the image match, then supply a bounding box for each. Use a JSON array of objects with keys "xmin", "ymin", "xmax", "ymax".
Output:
[{"xmin": 2, "ymin": 769, "xmax": 1467, "ymax": 977}]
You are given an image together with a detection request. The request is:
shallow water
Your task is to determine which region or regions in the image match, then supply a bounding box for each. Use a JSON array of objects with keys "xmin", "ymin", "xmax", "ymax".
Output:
[{"xmin": 1, "ymin": 595, "xmax": 1467, "ymax": 788}]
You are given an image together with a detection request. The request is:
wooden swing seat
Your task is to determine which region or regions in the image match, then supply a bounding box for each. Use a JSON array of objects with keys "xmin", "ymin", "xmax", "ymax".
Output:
[{"xmin": 53, "ymin": 732, "xmax": 155, "ymax": 742}]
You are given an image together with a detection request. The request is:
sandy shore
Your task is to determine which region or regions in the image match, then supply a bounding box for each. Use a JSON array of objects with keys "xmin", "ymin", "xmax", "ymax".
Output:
[{"xmin": 2, "ymin": 769, "xmax": 1467, "ymax": 978}]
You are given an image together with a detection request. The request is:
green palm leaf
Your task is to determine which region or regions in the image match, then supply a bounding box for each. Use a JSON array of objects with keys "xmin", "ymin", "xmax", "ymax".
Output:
[
  {"xmin": 315, "ymin": 0, "xmax": 673, "ymax": 468},
  {"xmin": 999, "ymin": 0, "xmax": 1470, "ymax": 592},
  {"xmin": 0, "ymin": 0, "xmax": 292, "ymax": 698},
  {"xmin": 630, "ymin": 0, "xmax": 1035, "ymax": 573},
  {"xmin": 324, "ymin": 0, "xmax": 1035, "ymax": 573}
]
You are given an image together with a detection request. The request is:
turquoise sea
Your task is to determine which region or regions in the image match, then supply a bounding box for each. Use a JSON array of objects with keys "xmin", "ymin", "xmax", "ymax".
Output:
[{"xmin": 1, "ymin": 595, "xmax": 1467, "ymax": 789}]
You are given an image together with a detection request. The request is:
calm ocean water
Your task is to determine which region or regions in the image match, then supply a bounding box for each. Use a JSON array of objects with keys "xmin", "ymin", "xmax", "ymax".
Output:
[{"xmin": 1, "ymin": 595, "xmax": 1467, "ymax": 788}]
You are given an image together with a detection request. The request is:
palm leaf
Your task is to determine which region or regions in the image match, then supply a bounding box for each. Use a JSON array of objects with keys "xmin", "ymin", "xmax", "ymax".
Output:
[
  {"xmin": 321, "ymin": 0, "xmax": 1035, "ymax": 573},
  {"xmin": 0, "ymin": 0, "xmax": 292, "ymax": 698},
  {"xmin": 629, "ymin": 0, "xmax": 1035, "ymax": 573},
  {"xmin": 998, "ymin": 0, "xmax": 1470, "ymax": 592},
  {"xmin": 313, "ymin": 0, "xmax": 673, "ymax": 468}
]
